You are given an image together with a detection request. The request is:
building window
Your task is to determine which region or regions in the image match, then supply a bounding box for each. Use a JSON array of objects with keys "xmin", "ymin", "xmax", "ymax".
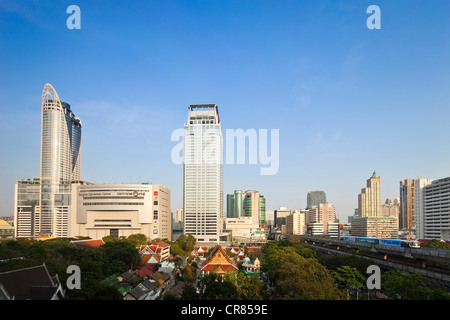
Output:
[{"xmin": 110, "ymin": 229, "xmax": 119, "ymax": 238}]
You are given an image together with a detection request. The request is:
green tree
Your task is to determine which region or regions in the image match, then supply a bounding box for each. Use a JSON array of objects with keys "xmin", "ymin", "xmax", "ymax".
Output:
[
  {"xmin": 261, "ymin": 242, "xmax": 344, "ymax": 300},
  {"xmin": 200, "ymin": 273, "xmax": 240, "ymax": 300},
  {"xmin": 64, "ymin": 278, "xmax": 122, "ymax": 300},
  {"xmin": 170, "ymin": 242, "xmax": 186, "ymax": 257},
  {"xmin": 101, "ymin": 240, "xmax": 140, "ymax": 267},
  {"xmin": 382, "ymin": 270, "xmax": 450, "ymax": 300},
  {"xmin": 181, "ymin": 284, "xmax": 199, "ymax": 300},
  {"xmin": 421, "ymin": 239, "xmax": 450, "ymax": 250},
  {"xmin": 229, "ymin": 271, "xmax": 267, "ymax": 300},
  {"xmin": 175, "ymin": 234, "xmax": 197, "ymax": 254},
  {"xmin": 331, "ymin": 266, "xmax": 366, "ymax": 300},
  {"xmin": 127, "ymin": 233, "xmax": 149, "ymax": 246}
]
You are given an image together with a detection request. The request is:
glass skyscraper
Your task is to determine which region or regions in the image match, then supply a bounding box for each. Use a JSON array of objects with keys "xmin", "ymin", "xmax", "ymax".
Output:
[
  {"xmin": 243, "ymin": 190, "xmax": 266, "ymax": 227},
  {"xmin": 307, "ymin": 190, "xmax": 327, "ymax": 209},
  {"xmin": 39, "ymin": 83, "xmax": 82, "ymax": 236},
  {"xmin": 183, "ymin": 105, "xmax": 223, "ymax": 243},
  {"xmin": 227, "ymin": 190, "xmax": 244, "ymax": 218}
]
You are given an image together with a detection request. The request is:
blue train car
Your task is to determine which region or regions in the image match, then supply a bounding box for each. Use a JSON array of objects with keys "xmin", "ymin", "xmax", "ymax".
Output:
[
  {"xmin": 354, "ymin": 237, "xmax": 378, "ymax": 244},
  {"xmin": 379, "ymin": 239, "xmax": 402, "ymax": 247},
  {"xmin": 379, "ymin": 239, "xmax": 420, "ymax": 248}
]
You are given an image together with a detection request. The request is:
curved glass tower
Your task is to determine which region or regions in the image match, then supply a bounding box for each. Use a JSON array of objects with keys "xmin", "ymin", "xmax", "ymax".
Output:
[{"xmin": 39, "ymin": 83, "xmax": 82, "ymax": 236}]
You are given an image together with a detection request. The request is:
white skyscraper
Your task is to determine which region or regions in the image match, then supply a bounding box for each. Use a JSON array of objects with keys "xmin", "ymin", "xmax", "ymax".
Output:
[
  {"xmin": 183, "ymin": 105, "xmax": 223, "ymax": 243},
  {"xmin": 415, "ymin": 178, "xmax": 433, "ymax": 240},
  {"xmin": 39, "ymin": 83, "xmax": 82, "ymax": 236}
]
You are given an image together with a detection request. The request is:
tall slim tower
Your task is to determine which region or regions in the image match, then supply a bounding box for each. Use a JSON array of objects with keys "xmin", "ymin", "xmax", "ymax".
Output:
[
  {"xmin": 183, "ymin": 105, "xmax": 223, "ymax": 243},
  {"xmin": 358, "ymin": 171, "xmax": 381, "ymax": 217},
  {"xmin": 39, "ymin": 83, "xmax": 82, "ymax": 236}
]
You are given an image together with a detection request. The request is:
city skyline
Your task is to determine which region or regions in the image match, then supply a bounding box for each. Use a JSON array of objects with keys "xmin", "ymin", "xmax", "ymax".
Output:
[{"xmin": 1, "ymin": 1, "xmax": 450, "ymax": 223}]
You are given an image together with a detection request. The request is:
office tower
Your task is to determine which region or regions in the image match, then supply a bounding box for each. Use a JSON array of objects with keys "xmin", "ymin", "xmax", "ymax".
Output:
[
  {"xmin": 286, "ymin": 210, "xmax": 307, "ymax": 235},
  {"xmin": 234, "ymin": 190, "xmax": 243, "ymax": 218},
  {"xmin": 358, "ymin": 171, "xmax": 381, "ymax": 217},
  {"xmin": 307, "ymin": 203, "xmax": 338, "ymax": 236},
  {"xmin": 307, "ymin": 190, "xmax": 327, "ymax": 209},
  {"xmin": 353, "ymin": 171, "xmax": 397, "ymax": 238},
  {"xmin": 243, "ymin": 190, "xmax": 266, "ymax": 226},
  {"xmin": 227, "ymin": 193, "xmax": 235, "ymax": 218},
  {"xmin": 415, "ymin": 179, "xmax": 433, "ymax": 239},
  {"xmin": 183, "ymin": 105, "xmax": 223, "ymax": 243},
  {"xmin": 175, "ymin": 208, "xmax": 184, "ymax": 223},
  {"xmin": 399, "ymin": 179, "xmax": 415, "ymax": 230},
  {"xmin": 39, "ymin": 83, "xmax": 82, "ymax": 236},
  {"xmin": 381, "ymin": 198, "xmax": 400, "ymax": 219},
  {"xmin": 422, "ymin": 177, "xmax": 450, "ymax": 240},
  {"xmin": 274, "ymin": 206, "xmax": 291, "ymax": 228},
  {"xmin": 226, "ymin": 190, "xmax": 244, "ymax": 218},
  {"xmin": 265, "ymin": 210, "xmax": 274, "ymax": 227},
  {"xmin": 14, "ymin": 178, "xmax": 41, "ymax": 237}
]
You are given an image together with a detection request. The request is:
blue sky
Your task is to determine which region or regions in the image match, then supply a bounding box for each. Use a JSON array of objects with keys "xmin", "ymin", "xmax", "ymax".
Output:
[{"xmin": 1, "ymin": 0, "xmax": 449, "ymax": 222}]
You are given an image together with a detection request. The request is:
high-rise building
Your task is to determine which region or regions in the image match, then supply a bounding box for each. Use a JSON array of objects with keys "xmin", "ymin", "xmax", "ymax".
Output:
[
  {"xmin": 422, "ymin": 177, "xmax": 450, "ymax": 241},
  {"xmin": 274, "ymin": 206, "xmax": 291, "ymax": 228},
  {"xmin": 14, "ymin": 178, "xmax": 41, "ymax": 237},
  {"xmin": 243, "ymin": 190, "xmax": 266, "ymax": 227},
  {"xmin": 227, "ymin": 190, "xmax": 244, "ymax": 218},
  {"xmin": 381, "ymin": 198, "xmax": 399, "ymax": 218},
  {"xmin": 353, "ymin": 171, "xmax": 400, "ymax": 238},
  {"xmin": 265, "ymin": 210, "xmax": 274, "ymax": 227},
  {"xmin": 227, "ymin": 193, "xmax": 235, "ymax": 218},
  {"xmin": 399, "ymin": 178, "xmax": 433, "ymax": 232},
  {"xmin": 415, "ymin": 179, "xmax": 433, "ymax": 239},
  {"xmin": 307, "ymin": 203, "xmax": 338, "ymax": 236},
  {"xmin": 399, "ymin": 179, "xmax": 415, "ymax": 230},
  {"xmin": 183, "ymin": 105, "xmax": 223, "ymax": 243},
  {"xmin": 358, "ymin": 171, "xmax": 381, "ymax": 217},
  {"xmin": 38, "ymin": 84, "xmax": 82, "ymax": 236},
  {"xmin": 286, "ymin": 210, "xmax": 307, "ymax": 235},
  {"xmin": 307, "ymin": 191, "xmax": 327, "ymax": 209}
]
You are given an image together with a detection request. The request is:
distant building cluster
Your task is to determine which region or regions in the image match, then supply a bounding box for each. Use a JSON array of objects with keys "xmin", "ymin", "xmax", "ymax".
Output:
[{"xmin": 8, "ymin": 84, "xmax": 450, "ymax": 244}]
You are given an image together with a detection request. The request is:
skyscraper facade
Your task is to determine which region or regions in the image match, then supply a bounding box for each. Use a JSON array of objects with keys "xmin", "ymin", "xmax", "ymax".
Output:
[
  {"xmin": 243, "ymin": 190, "xmax": 266, "ymax": 227},
  {"xmin": 415, "ymin": 178, "xmax": 433, "ymax": 239},
  {"xmin": 307, "ymin": 191, "xmax": 327, "ymax": 209},
  {"xmin": 358, "ymin": 171, "xmax": 381, "ymax": 217},
  {"xmin": 39, "ymin": 83, "xmax": 82, "ymax": 236},
  {"xmin": 14, "ymin": 178, "xmax": 41, "ymax": 237},
  {"xmin": 183, "ymin": 105, "xmax": 223, "ymax": 243},
  {"xmin": 422, "ymin": 177, "xmax": 450, "ymax": 241},
  {"xmin": 399, "ymin": 179, "xmax": 415, "ymax": 230},
  {"xmin": 226, "ymin": 190, "xmax": 244, "ymax": 218}
]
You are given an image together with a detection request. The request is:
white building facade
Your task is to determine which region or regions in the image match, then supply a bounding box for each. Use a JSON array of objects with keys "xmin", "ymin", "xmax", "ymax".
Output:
[
  {"xmin": 422, "ymin": 177, "xmax": 450, "ymax": 241},
  {"xmin": 70, "ymin": 184, "xmax": 171, "ymax": 241},
  {"xmin": 183, "ymin": 105, "xmax": 223, "ymax": 243},
  {"xmin": 39, "ymin": 84, "xmax": 82, "ymax": 237},
  {"xmin": 414, "ymin": 178, "xmax": 433, "ymax": 239}
]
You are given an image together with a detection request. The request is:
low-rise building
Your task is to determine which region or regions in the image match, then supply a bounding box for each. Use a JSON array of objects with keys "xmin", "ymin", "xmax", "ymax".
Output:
[
  {"xmin": 351, "ymin": 216, "xmax": 397, "ymax": 238},
  {"xmin": 0, "ymin": 220, "xmax": 14, "ymax": 240},
  {"xmin": 70, "ymin": 183, "xmax": 171, "ymax": 241}
]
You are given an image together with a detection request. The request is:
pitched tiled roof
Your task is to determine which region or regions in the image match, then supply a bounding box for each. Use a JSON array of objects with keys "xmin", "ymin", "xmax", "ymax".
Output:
[
  {"xmin": 0, "ymin": 264, "xmax": 61, "ymax": 300},
  {"xmin": 200, "ymin": 244, "xmax": 238, "ymax": 273},
  {"xmin": 69, "ymin": 239, "xmax": 104, "ymax": 250},
  {"xmin": 152, "ymin": 241, "xmax": 170, "ymax": 248}
]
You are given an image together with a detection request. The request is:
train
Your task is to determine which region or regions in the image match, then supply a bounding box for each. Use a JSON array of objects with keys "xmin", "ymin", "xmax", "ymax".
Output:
[{"xmin": 341, "ymin": 236, "xmax": 421, "ymax": 248}]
